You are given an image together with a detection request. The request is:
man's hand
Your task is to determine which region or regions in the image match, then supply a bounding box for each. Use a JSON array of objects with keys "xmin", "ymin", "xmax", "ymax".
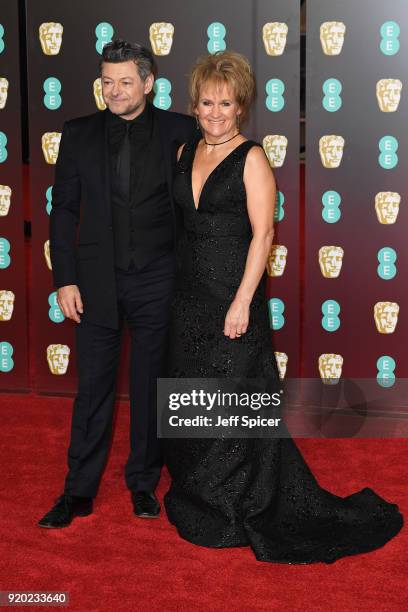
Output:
[{"xmin": 57, "ymin": 285, "xmax": 83, "ymax": 323}]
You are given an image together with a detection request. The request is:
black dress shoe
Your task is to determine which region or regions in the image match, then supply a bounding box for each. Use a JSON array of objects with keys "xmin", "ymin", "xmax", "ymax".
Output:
[
  {"xmin": 38, "ymin": 494, "xmax": 93, "ymax": 529},
  {"xmin": 132, "ymin": 491, "xmax": 160, "ymax": 518}
]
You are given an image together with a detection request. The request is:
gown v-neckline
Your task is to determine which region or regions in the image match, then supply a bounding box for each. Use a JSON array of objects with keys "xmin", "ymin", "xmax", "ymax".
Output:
[{"xmin": 190, "ymin": 139, "xmax": 249, "ymax": 211}]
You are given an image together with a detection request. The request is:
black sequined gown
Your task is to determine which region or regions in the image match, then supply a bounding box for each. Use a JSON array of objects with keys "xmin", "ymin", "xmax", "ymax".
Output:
[{"xmin": 163, "ymin": 139, "xmax": 403, "ymax": 564}]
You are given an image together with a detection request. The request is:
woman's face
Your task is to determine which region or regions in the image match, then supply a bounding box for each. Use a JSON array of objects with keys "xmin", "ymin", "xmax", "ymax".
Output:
[{"xmin": 195, "ymin": 81, "xmax": 241, "ymax": 141}]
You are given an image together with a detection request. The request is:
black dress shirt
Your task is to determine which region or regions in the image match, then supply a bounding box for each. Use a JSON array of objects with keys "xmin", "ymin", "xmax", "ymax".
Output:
[{"xmin": 108, "ymin": 102, "xmax": 173, "ymax": 270}]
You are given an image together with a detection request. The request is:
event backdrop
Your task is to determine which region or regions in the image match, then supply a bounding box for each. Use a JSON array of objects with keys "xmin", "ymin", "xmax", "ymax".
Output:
[
  {"xmin": 0, "ymin": 0, "xmax": 28, "ymax": 391},
  {"xmin": 26, "ymin": 0, "xmax": 300, "ymax": 394},
  {"xmin": 304, "ymin": 0, "xmax": 407, "ymax": 412}
]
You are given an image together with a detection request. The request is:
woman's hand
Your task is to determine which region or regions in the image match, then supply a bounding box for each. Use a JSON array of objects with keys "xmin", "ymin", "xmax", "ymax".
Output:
[{"xmin": 224, "ymin": 298, "xmax": 250, "ymax": 339}]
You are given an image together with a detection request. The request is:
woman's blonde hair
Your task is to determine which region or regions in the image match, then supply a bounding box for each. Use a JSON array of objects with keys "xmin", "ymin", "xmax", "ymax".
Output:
[{"xmin": 189, "ymin": 51, "xmax": 256, "ymax": 124}]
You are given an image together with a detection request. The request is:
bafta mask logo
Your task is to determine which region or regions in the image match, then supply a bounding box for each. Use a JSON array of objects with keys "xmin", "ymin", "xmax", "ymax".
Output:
[
  {"xmin": 0, "ymin": 77, "xmax": 8, "ymax": 109},
  {"xmin": 275, "ymin": 352, "xmax": 288, "ymax": 380},
  {"xmin": 318, "ymin": 353, "xmax": 343, "ymax": 385},
  {"xmin": 262, "ymin": 22, "xmax": 288, "ymax": 56},
  {"xmin": 376, "ymin": 79, "xmax": 402, "ymax": 112},
  {"xmin": 375, "ymin": 192, "xmax": 401, "ymax": 225},
  {"xmin": 374, "ymin": 302, "xmax": 399, "ymax": 334},
  {"xmin": 93, "ymin": 78, "xmax": 106, "ymax": 111},
  {"xmin": 319, "ymin": 246, "xmax": 344, "ymax": 278},
  {"xmin": 263, "ymin": 135, "xmax": 288, "ymax": 168},
  {"xmin": 149, "ymin": 23, "xmax": 175, "ymax": 56},
  {"xmin": 319, "ymin": 135, "xmax": 344, "ymax": 168},
  {"xmin": 39, "ymin": 22, "xmax": 63, "ymax": 56},
  {"xmin": 41, "ymin": 132, "xmax": 61, "ymax": 164},
  {"xmin": 0, "ymin": 185, "xmax": 11, "ymax": 216},
  {"xmin": 320, "ymin": 21, "xmax": 346, "ymax": 56},
  {"xmin": 44, "ymin": 239, "xmax": 52, "ymax": 270},
  {"xmin": 47, "ymin": 344, "xmax": 70, "ymax": 375},
  {"xmin": 267, "ymin": 245, "xmax": 288, "ymax": 277},
  {"xmin": 0, "ymin": 290, "xmax": 15, "ymax": 321}
]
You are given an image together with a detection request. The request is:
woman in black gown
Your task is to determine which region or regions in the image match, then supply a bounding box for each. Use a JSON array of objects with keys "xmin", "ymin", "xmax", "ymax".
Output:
[{"xmin": 163, "ymin": 51, "xmax": 403, "ymax": 563}]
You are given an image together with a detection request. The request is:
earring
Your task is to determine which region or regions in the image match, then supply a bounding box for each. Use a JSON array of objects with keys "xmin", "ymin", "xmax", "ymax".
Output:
[{"xmin": 237, "ymin": 114, "xmax": 241, "ymax": 131}]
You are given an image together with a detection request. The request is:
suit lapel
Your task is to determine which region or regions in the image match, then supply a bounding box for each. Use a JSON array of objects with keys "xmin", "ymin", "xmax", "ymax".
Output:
[
  {"xmin": 102, "ymin": 110, "xmax": 113, "ymax": 226},
  {"xmin": 154, "ymin": 107, "xmax": 176, "ymax": 199}
]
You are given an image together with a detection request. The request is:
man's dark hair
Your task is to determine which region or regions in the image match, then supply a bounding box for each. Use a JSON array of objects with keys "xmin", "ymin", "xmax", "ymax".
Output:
[{"xmin": 100, "ymin": 39, "xmax": 157, "ymax": 80}]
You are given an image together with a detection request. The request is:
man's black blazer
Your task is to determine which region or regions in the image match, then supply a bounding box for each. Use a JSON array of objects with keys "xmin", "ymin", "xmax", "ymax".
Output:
[{"xmin": 49, "ymin": 106, "xmax": 197, "ymax": 329}]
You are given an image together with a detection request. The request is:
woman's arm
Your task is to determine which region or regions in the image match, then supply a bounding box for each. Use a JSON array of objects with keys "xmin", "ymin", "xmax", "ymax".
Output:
[{"xmin": 224, "ymin": 145, "xmax": 276, "ymax": 339}]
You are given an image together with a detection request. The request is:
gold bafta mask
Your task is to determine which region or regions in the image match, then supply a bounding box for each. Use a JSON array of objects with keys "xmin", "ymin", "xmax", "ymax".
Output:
[
  {"xmin": 376, "ymin": 79, "xmax": 402, "ymax": 112},
  {"xmin": 39, "ymin": 22, "xmax": 64, "ymax": 56},
  {"xmin": 262, "ymin": 22, "xmax": 288, "ymax": 56},
  {"xmin": 0, "ymin": 185, "xmax": 11, "ymax": 216},
  {"xmin": 267, "ymin": 245, "xmax": 288, "ymax": 277},
  {"xmin": 41, "ymin": 132, "xmax": 61, "ymax": 164},
  {"xmin": 375, "ymin": 192, "xmax": 401, "ymax": 224},
  {"xmin": 44, "ymin": 240, "xmax": 52, "ymax": 270},
  {"xmin": 263, "ymin": 135, "xmax": 288, "ymax": 168},
  {"xmin": 0, "ymin": 290, "xmax": 15, "ymax": 321},
  {"xmin": 320, "ymin": 21, "xmax": 346, "ymax": 56},
  {"xmin": 47, "ymin": 344, "xmax": 70, "ymax": 375},
  {"xmin": 319, "ymin": 246, "xmax": 344, "ymax": 278},
  {"xmin": 319, "ymin": 135, "xmax": 345, "ymax": 169},
  {"xmin": 93, "ymin": 78, "xmax": 106, "ymax": 111},
  {"xmin": 374, "ymin": 302, "xmax": 399, "ymax": 334},
  {"xmin": 149, "ymin": 22, "xmax": 175, "ymax": 56},
  {"xmin": 0, "ymin": 77, "xmax": 9, "ymax": 110},
  {"xmin": 318, "ymin": 353, "xmax": 343, "ymax": 385},
  {"xmin": 275, "ymin": 352, "xmax": 288, "ymax": 380}
]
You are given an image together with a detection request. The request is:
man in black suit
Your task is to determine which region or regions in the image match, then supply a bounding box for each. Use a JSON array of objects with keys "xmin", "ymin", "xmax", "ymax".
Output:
[{"xmin": 38, "ymin": 40, "xmax": 196, "ymax": 528}]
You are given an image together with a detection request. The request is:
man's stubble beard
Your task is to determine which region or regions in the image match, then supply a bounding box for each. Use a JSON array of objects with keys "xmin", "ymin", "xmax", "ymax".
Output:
[{"xmin": 107, "ymin": 98, "xmax": 146, "ymax": 119}]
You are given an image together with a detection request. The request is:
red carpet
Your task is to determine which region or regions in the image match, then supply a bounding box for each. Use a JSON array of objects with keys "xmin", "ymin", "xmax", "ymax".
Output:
[{"xmin": 0, "ymin": 394, "xmax": 406, "ymax": 611}]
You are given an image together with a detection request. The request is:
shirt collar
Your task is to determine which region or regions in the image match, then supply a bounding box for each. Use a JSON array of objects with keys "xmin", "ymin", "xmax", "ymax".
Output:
[{"xmin": 107, "ymin": 101, "xmax": 153, "ymax": 136}]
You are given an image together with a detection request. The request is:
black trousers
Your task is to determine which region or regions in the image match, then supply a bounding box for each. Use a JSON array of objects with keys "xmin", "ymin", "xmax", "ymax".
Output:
[{"xmin": 64, "ymin": 252, "xmax": 175, "ymax": 498}]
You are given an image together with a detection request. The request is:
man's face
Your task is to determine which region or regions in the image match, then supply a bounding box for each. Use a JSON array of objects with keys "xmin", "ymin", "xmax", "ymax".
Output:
[{"xmin": 101, "ymin": 60, "xmax": 154, "ymax": 120}]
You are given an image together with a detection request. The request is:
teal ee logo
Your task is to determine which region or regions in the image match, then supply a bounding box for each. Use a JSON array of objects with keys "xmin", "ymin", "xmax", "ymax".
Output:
[
  {"xmin": 322, "ymin": 190, "xmax": 341, "ymax": 223},
  {"xmin": 43, "ymin": 77, "xmax": 62, "ymax": 110},
  {"xmin": 0, "ymin": 131, "xmax": 7, "ymax": 163},
  {"xmin": 266, "ymin": 79, "xmax": 285, "ymax": 112},
  {"xmin": 377, "ymin": 247, "xmax": 397, "ymax": 279},
  {"xmin": 95, "ymin": 22, "xmax": 114, "ymax": 55},
  {"xmin": 153, "ymin": 78, "xmax": 172, "ymax": 110},
  {"xmin": 46, "ymin": 186, "xmax": 53, "ymax": 215},
  {"xmin": 48, "ymin": 291, "xmax": 65, "ymax": 323},
  {"xmin": 274, "ymin": 191, "xmax": 285, "ymax": 222},
  {"xmin": 377, "ymin": 355, "xmax": 396, "ymax": 388},
  {"xmin": 322, "ymin": 78, "xmax": 342, "ymax": 112},
  {"xmin": 207, "ymin": 22, "xmax": 226, "ymax": 54},
  {"xmin": 378, "ymin": 135, "xmax": 398, "ymax": 169},
  {"xmin": 268, "ymin": 298, "xmax": 285, "ymax": 330},
  {"xmin": 0, "ymin": 237, "xmax": 10, "ymax": 268},
  {"xmin": 321, "ymin": 299, "xmax": 340, "ymax": 332},
  {"xmin": 0, "ymin": 341, "xmax": 13, "ymax": 372},
  {"xmin": 0, "ymin": 24, "xmax": 4, "ymax": 54},
  {"xmin": 380, "ymin": 22, "xmax": 400, "ymax": 56}
]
